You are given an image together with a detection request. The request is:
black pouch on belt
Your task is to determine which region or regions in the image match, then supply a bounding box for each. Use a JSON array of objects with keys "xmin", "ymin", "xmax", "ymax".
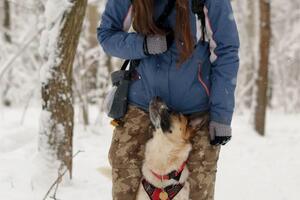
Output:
[{"xmin": 107, "ymin": 60, "xmax": 137, "ymax": 119}]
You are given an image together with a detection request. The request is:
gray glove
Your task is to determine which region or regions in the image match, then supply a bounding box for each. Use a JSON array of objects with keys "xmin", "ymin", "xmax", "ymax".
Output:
[
  {"xmin": 143, "ymin": 34, "xmax": 168, "ymax": 55},
  {"xmin": 209, "ymin": 121, "xmax": 232, "ymax": 145}
]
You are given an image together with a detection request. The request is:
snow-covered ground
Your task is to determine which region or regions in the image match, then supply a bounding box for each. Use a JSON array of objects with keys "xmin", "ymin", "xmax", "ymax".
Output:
[{"xmin": 0, "ymin": 106, "xmax": 299, "ymax": 200}]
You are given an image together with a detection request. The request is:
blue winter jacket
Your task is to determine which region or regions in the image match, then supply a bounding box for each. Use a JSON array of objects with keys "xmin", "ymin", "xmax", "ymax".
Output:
[{"xmin": 97, "ymin": 0, "xmax": 240, "ymax": 125}]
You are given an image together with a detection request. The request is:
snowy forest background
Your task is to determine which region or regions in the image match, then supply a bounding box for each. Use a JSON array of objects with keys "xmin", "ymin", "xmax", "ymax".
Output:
[{"xmin": 0, "ymin": 0, "xmax": 299, "ymax": 200}]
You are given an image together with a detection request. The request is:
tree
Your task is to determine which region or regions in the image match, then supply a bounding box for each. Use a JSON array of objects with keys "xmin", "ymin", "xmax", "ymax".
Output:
[
  {"xmin": 233, "ymin": 0, "xmax": 260, "ymax": 112},
  {"xmin": 1, "ymin": 0, "xmax": 12, "ymax": 106},
  {"xmin": 254, "ymin": 0, "xmax": 271, "ymax": 136},
  {"xmin": 39, "ymin": 0, "xmax": 87, "ymax": 178},
  {"xmin": 75, "ymin": 3, "xmax": 100, "ymax": 126},
  {"xmin": 3, "ymin": 0, "xmax": 11, "ymax": 43}
]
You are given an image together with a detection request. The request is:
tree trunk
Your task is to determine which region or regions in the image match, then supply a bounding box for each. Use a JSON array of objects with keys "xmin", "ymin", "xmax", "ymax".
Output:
[
  {"xmin": 245, "ymin": 0, "xmax": 258, "ymax": 108},
  {"xmin": 100, "ymin": 55, "xmax": 113, "ymax": 112},
  {"xmin": 3, "ymin": 0, "xmax": 11, "ymax": 43},
  {"xmin": 1, "ymin": 0, "xmax": 12, "ymax": 106},
  {"xmin": 87, "ymin": 4, "xmax": 99, "ymax": 48},
  {"xmin": 86, "ymin": 4, "xmax": 100, "ymax": 101},
  {"xmin": 40, "ymin": 0, "xmax": 87, "ymax": 178},
  {"xmin": 255, "ymin": 0, "xmax": 271, "ymax": 136}
]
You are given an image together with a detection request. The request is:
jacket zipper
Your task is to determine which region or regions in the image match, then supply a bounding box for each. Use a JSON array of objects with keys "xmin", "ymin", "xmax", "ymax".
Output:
[{"xmin": 197, "ymin": 63, "xmax": 210, "ymax": 97}]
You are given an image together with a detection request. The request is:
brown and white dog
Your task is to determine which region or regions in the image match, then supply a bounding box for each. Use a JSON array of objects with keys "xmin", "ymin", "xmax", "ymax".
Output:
[{"xmin": 136, "ymin": 97, "xmax": 195, "ymax": 200}]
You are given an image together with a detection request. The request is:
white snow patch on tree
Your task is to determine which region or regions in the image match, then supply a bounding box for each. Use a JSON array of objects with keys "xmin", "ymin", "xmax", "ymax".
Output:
[
  {"xmin": 33, "ymin": 0, "xmax": 75, "ymax": 187},
  {"xmin": 31, "ymin": 110, "xmax": 61, "ymax": 188},
  {"xmin": 39, "ymin": 0, "xmax": 73, "ymax": 84}
]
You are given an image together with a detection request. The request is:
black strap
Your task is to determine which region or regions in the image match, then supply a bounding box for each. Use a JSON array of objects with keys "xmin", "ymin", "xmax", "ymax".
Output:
[
  {"xmin": 192, "ymin": 0, "xmax": 206, "ymax": 42},
  {"xmin": 121, "ymin": 0, "xmax": 176, "ymax": 71},
  {"xmin": 168, "ymin": 169, "xmax": 183, "ymax": 181},
  {"xmin": 120, "ymin": 59, "xmax": 130, "ymax": 71}
]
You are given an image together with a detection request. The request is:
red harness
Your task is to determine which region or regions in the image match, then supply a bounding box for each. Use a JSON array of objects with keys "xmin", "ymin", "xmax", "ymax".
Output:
[
  {"xmin": 142, "ymin": 179, "xmax": 184, "ymax": 200},
  {"xmin": 150, "ymin": 161, "xmax": 187, "ymax": 181},
  {"xmin": 142, "ymin": 161, "xmax": 187, "ymax": 200}
]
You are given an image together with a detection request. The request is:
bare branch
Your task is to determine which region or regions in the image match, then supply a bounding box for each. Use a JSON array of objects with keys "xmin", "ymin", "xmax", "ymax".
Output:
[
  {"xmin": 42, "ymin": 150, "xmax": 84, "ymax": 200},
  {"xmin": 0, "ymin": 28, "xmax": 42, "ymax": 81}
]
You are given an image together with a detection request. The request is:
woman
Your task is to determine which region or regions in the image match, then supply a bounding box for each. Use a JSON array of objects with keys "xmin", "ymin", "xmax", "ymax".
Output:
[{"xmin": 97, "ymin": 0, "xmax": 239, "ymax": 199}]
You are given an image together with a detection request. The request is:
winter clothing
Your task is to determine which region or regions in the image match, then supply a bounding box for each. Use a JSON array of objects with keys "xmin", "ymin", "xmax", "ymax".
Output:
[
  {"xmin": 97, "ymin": 0, "xmax": 240, "ymax": 126},
  {"xmin": 209, "ymin": 121, "xmax": 232, "ymax": 145},
  {"xmin": 108, "ymin": 105, "xmax": 220, "ymax": 200},
  {"xmin": 143, "ymin": 34, "xmax": 168, "ymax": 55},
  {"xmin": 143, "ymin": 31, "xmax": 175, "ymax": 55}
]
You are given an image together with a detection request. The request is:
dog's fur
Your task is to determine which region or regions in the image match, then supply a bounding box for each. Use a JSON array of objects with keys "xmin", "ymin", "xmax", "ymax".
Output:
[{"xmin": 136, "ymin": 97, "xmax": 195, "ymax": 200}]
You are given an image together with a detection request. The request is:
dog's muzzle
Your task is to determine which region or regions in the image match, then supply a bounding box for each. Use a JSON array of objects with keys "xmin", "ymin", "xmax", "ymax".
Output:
[{"xmin": 149, "ymin": 96, "xmax": 171, "ymax": 132}]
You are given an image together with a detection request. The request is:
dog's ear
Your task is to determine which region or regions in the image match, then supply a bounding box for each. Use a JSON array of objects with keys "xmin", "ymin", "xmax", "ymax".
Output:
[
  {"xmin": 179, "ymin": 114, "xmax": 194, "ymax": 141},
  {"xmin": 182, "ymin": 127, "xmax": 191, "ymax": 141},
  {"xmin": 160, "ymin": 109, "xmax": 171, "ymax": 132}
]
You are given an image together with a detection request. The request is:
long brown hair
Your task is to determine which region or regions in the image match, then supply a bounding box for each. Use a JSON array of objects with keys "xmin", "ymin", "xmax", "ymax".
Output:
[{"xmin": 132, "ymin": 0, "xmax": 195, "ymax": 65}]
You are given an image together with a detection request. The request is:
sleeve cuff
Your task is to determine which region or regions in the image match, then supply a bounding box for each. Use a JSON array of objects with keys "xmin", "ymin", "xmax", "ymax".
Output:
[
  {"xmin": 210, "ymin": 110, "xmax": 233, "ymax": 125},
  {"xmin": 210, "ymin": 121, "xmax": 232, "ymax": 137}
]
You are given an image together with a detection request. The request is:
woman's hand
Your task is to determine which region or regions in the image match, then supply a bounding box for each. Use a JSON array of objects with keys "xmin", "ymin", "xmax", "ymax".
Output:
[
  {"xmin": 209, "ymin": 121, "xmax": 232, "ymax": 145},
  {"xmin": 143, "ymin": 31, "xmax": 174, "ymax": 55}
]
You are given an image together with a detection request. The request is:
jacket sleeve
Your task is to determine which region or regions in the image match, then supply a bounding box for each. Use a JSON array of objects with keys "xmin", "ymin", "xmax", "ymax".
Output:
[
  {"xmin": 97, "ymin": 0, "xmax": 148, "ymax": 60},
  {"xmin": 205, "ymin": 0, "xmax": 240, "ymax": 125}
]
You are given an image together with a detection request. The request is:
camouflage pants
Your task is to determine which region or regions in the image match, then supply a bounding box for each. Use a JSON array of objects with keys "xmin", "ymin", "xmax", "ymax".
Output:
[{"xmin": 108, "ymin": 105, "xmax": 221, "ymax": 200}]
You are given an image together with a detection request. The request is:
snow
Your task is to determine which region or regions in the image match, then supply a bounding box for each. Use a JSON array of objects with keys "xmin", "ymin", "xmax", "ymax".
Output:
[
  {"xmin": 216, "ymin": 113, "xmax": 300, "ymax": 200},
  {"xmin": 37, "ymin": 0, "xmax": 75, "ymax": 185},
  {"xmin": 39, "ymin": 0, "xmax": 73, "ymax": 83},
  {"xmin": 0, "ymin": 106, "xmax": 299, "ymax": 200},
  {"xmin": 0, "ymin": 2, "xmax": 299, "ymax": 199},
  {"xmin": 33, "ymin": 110, "xmax": 63, "ymax": 188}
]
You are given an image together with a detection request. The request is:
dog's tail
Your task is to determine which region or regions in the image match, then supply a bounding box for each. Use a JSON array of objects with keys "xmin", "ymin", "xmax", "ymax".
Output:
[{"xmin": 97, "ymin": 166, "xmax": 112, "ymax": 180}]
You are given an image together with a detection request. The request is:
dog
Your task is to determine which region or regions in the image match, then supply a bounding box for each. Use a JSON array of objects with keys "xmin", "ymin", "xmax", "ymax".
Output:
[{"xmin": 136, "ymin": 97, "xmax": 195, "ymax": 200}]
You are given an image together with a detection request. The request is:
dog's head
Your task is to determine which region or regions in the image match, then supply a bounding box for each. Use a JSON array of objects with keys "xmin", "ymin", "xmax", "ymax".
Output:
[{"xmin": 149, "ymin": 97, "xmax": 195, "ymax": 142}]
